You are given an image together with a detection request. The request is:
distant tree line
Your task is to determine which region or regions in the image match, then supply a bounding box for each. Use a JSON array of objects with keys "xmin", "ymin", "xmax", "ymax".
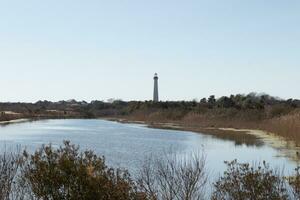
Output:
[{"xmin": 1, "ymin": 93, "xmax": 299, "ymax": 121}]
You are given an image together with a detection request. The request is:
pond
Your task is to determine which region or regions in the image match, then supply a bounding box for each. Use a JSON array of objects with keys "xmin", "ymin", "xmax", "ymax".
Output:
[{"xmin": 0, "ymin": 119, "xmax": 297, "ymax": 180}]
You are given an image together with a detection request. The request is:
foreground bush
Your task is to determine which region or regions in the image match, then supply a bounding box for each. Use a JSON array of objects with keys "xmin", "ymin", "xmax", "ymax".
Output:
[
  {"xmin": 0, "ymin": 150, "xmax": 22, "ymax": 200},
  {"xmin": 212, "ymin": 160, "xmax": 290, "ymax": 200},
  {"xmin": 22, "ymin": 141, "xmax": 146, "ymax": 200},
  {"xmin": 137, "ymin": 153, "xmax": 207, "ymax": 200},
  {"xmin": 1, "ymin": 142, "xmax": 300, "ymax": 200},
  {"xmin": 288, "ymin": 167, "xmax": 300, "ymax": 199}
]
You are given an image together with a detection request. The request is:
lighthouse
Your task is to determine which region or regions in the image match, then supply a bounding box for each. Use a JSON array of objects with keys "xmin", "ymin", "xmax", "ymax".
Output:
[{"xmin": 153, "ymin": 73, "xmax": 159, "ymax": 102}]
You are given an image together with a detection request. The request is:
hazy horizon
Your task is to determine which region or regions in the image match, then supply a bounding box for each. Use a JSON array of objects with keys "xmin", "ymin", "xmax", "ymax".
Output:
[
  {"xmin": 0, "ymin": 91, "xmax": 294, "ymax": 104},
  {"xmin": 1, "ymin": 1, "xmax": 299, "ymax": 102}
]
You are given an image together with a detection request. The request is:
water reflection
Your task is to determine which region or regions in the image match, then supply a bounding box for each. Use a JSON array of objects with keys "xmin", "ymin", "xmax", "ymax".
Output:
[
  {"xmin": 209, "ymin": 131, "xmax": 264, "ymax": 147},
  {"xmin": 0, "ymin": 119, "xmax": 296, "ymax": 178}
]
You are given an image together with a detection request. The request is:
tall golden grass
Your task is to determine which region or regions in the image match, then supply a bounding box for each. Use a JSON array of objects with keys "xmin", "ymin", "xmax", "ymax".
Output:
[
  {"xmin": 261, "ymin": 109, "xmax": 300, "ymax": 144},
  {"xmin": 125, "ymin": 108, "xmax": 300, "ymax": 144}
]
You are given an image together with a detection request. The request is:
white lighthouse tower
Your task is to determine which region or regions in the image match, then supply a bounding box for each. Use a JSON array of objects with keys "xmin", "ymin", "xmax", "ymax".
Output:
[{"xmin": 153, "ymin": 73, "xmax": 159, "ymax": 102}]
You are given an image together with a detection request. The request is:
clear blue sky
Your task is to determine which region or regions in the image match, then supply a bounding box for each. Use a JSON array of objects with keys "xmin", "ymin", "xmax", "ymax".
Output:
[{"xmin": 0, "ymin": 0, "xmax": 299, "ymax": 102}]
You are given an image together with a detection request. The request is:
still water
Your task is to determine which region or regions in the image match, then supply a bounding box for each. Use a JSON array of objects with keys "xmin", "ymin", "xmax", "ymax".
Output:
[{"xmin": 0, "ymin": 119, "xmax": 297, "ymax": 179}]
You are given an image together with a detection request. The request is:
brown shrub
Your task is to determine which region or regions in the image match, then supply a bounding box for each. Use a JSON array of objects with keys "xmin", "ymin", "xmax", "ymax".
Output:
[
  {"xmin": 212, "ymin": 160, "xmax": 288, "ymax": 200},
  {"xmin": 22, "ymin": 141, "xmax": 146, "ymax": 200}
]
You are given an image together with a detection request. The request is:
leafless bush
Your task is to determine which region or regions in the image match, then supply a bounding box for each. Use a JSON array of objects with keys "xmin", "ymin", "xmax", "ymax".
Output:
[
  {"xmin": 0, "ymin": 148, "xmax": 23, "ymax": 200},
  {"xmin": 137, "ymin": 152, "xmax": 207, "ymax": 200},
  {"xmin": 288, "ymin": 167, "xmax": 300, "ymax": 199}
]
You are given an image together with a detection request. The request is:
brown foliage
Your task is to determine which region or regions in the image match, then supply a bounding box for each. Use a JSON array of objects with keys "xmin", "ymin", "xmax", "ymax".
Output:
[
  {"xmin": 288, "ymin": 167, "xmax": 300, "ymax": 199},
  {"xmin": 22, "ymin": 141, "xmax": 146, "ymax": 200},
  {"xmin": 1, "ymin": 143, "xmax": 300, "ymax": 200},
  {"xmin": 212, "ymin": 160, "xmax": 288, "ymax": 200}
]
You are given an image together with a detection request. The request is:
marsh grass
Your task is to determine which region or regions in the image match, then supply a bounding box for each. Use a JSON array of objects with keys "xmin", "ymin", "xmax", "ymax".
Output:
[
  {"xmin": 261, "ymin": 110, "xmax": 300, "ymax": 145},
  {"xmin": 126, "ymin": 108, "xmax": 300, "ymax": 147}
]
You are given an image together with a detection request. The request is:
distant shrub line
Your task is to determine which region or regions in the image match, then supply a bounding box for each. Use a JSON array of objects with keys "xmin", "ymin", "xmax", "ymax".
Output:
[{"xmin": 1, "ymin": 93, "xmax": 299, "ymax": 119}]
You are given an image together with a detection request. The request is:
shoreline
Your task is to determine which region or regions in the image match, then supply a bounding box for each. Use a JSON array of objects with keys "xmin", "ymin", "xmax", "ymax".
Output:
[
  {"xmin": 0, "ymin": 118, "xmax": 32, "ymax": 125},
  {"xmin": 1, "ymin": 117, "xmax": 300, "ymax": 163},
  {"xmin": 105, "ymin": 117, "xmax": 300, "ymax": 163}
]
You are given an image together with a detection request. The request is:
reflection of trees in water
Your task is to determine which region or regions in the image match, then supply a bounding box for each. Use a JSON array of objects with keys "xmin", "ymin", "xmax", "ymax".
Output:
[
  {"xmin": 194, "ymin": 128, "xmax": 264, "ymax": 147},
  {"xmin": 210, "ymin": 131, "xmax": 264, "ymax": 147}
]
